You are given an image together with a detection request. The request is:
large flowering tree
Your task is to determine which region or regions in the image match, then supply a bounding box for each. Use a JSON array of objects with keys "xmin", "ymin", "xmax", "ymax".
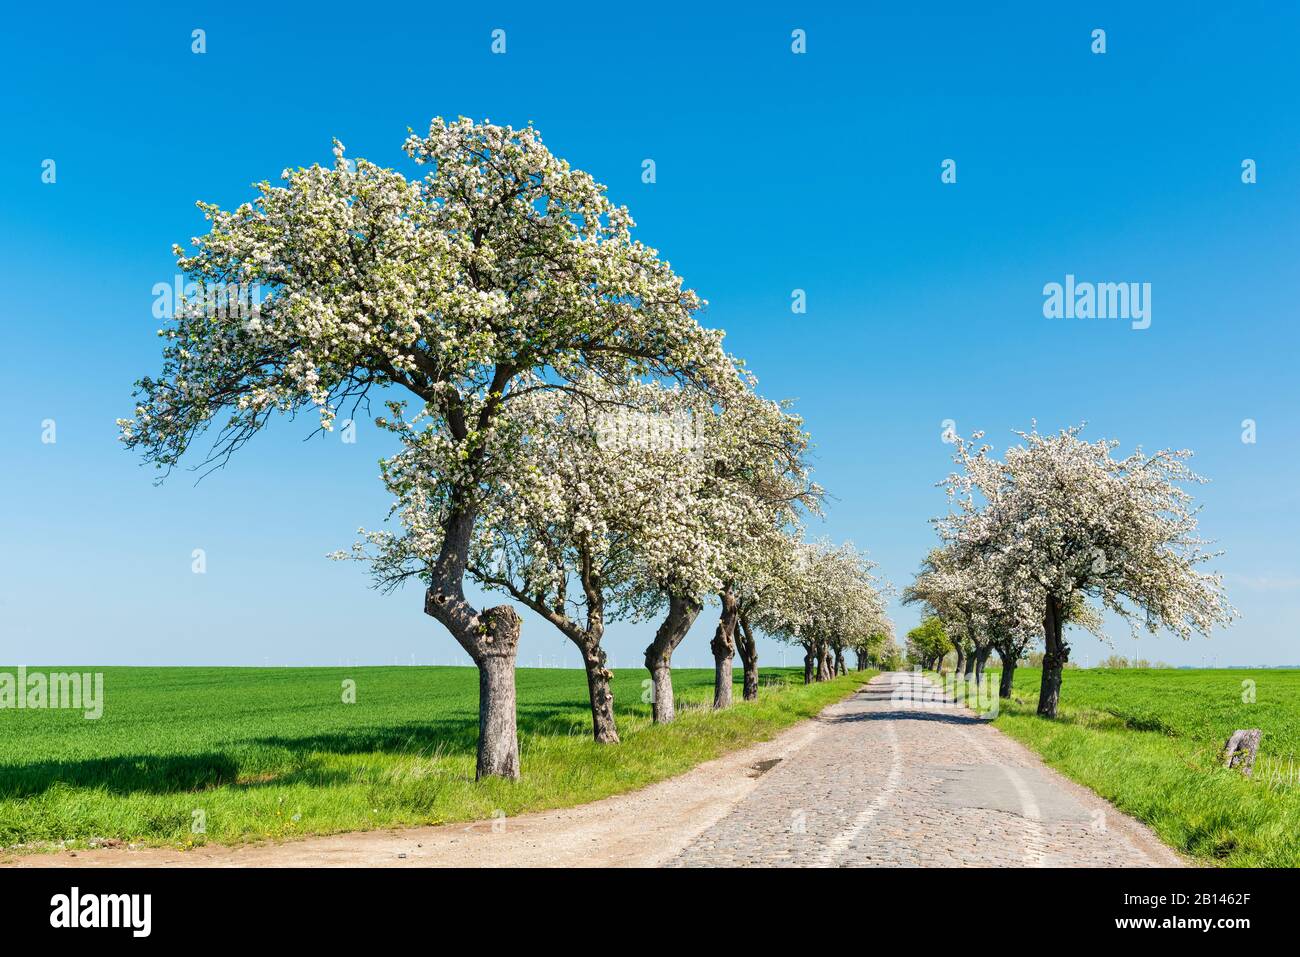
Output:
[
  {"xmin": 699, "ymin": 385, "xmax": 821, "ymax": 708},
  {"xmin": 939, "ymin": 425, "xmax": 1236, "ymax": 718},
  {"xmin": 748, "ymin": 541, "xmax": 819, "ymax": 682},
  {"xmin": 120, "ymin": 118, "xmax": 730, "ymax": 779}
]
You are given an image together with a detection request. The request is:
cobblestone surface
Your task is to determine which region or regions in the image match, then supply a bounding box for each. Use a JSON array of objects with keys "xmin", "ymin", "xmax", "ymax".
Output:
[{"xmin": 670, "ymin": 672, "xmax": 1184, "ymax": 868}]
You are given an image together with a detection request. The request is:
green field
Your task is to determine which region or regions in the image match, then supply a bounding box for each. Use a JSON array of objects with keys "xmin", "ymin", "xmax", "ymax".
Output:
[
  {"xmin": 992, "ymin": 666, "xmax": 1300, "ymax": 867},
  {"xmin": 0, "ymin": 665, "xmax": 870, "ymax": 854}
]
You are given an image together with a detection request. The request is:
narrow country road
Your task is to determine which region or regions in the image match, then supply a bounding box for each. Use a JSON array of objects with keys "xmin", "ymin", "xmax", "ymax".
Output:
[
  {"xmin": 5, "ymin": 672, "xmax": 1183, "ymax": 868},
  {"xmin": 671, "ymin": 671, "xmax": 1182, "ymax": 867}
]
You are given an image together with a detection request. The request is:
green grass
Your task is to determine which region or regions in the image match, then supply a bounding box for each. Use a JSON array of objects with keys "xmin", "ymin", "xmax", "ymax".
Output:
[
  {"xmin": 990, "ymin": 666, "xmax": 1300, "ymax": 866},
  {"xmin": 0, "ymin": 665, "xmax": 871, "ymax": 854}
]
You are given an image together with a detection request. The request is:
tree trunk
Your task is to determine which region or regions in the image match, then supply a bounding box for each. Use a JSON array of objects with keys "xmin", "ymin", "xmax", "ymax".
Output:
[
  {"xmin": 954, "ymin": 644, "xmax": 965, "ymax": 677},
  {"xmin": 856, "ymin": 650, "xmax": 866, "ymax": 671},
  {"xmin": 422, "ymin": 503, "xmax": 524, "ymax": 781},
  {"xmin": 426, "ymin": 597, "xmax": 522, "ymax": 781},
  {"xmin": 998, "ymin": 654, "xmax": 1016, "ymax": 699},
  {"xmin": 712, "ymin": 648, "xmax": 734, "ymax": 709},
  {"xmin": 710, "ymin": 587, "xmax": 739, "ymax": 710},
  {"xmin": 736, "ymin": 611, "xmax": 759, "ymax": 701},
  {"xmin": 1038, "ymin": 594, "xmax": 1067, "ymax": 718},
  {"xmin": 476, "ymin": 647, "xmax": 520, "ymax": 779},
  {"xmin": 643, "ymin": 593, "xmax": 702, "ymax": 724},
  {"xmin": 817, "ymin": 643, "xmax": 833, "ymax": 681},
  {"xmin": 581, "ymin": 646, "xmax": 619, "ymax": 744},
  {"xmin": 529, "ymin": 562, "xmax": 617, "ymax": 745},
  {"xmin": 963, "ymin": 646, "xmax": 977, "ymax": 682},
  {"xmin": 803, "ymin": 645, "xmax": 815, "ymax": 684},
  {"xmin": 975, "ymin": 646, "xmax": 991, "ymax": 686}
]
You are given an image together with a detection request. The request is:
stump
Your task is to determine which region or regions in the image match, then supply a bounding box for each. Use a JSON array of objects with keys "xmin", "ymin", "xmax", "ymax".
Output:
[{"xmin": 1223, "ymin": 729, "xmax": 1262, "ymax": 777}]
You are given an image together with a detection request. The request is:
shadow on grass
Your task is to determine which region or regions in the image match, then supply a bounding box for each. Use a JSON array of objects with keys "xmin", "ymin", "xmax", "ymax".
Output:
[
  {"xmin": 0, "ymin": 691, "xmax": 691, "ymax": 798},
  {"xmin": 2, "ymin": 661, "xmax": 816, "ymax": 800}
]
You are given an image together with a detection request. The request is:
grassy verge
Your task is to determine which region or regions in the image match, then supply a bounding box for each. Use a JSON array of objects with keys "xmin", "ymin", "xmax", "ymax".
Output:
[
  {"xmin": 988, "ymin": 667, "xmax": 1300, "ymax": 866},
  {"xmin": 0, "ymin": 665, "xmax": 872, "ymax": 853}
]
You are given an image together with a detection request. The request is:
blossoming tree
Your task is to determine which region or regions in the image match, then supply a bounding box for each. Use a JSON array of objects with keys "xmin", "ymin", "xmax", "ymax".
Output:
[
  {"xmin": 120, "ymin": 118, "xmax": 730, "ymax": 779},
  {"xmin": 698, "ymin": 386, "xmax": 821, "ymax": 708},
  {"xmin": 938, "ymin": 425, "xmax": 1236, "ymax": 718}
]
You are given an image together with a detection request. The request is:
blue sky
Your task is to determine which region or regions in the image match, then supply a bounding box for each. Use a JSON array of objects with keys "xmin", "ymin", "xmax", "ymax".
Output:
[{"xmin": 2, "ymin": 2, "xmax": 1297, "ymax": 670}]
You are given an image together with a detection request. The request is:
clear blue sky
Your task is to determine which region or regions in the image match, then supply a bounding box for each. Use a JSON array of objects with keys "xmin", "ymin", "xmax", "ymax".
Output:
[{"xmin": 3, "ymin": 2, "xmax": 1297, "ymax": 670}]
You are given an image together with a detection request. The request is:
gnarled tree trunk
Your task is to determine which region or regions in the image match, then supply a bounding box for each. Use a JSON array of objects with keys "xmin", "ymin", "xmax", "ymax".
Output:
[
  {"xmin": 423, "ymin": 507, "xmax": 523, "ymax": 781},
  {"xmin": 643, "ymin": 593, "xmax": 702, "ymax": 723},
  {"xmin": 1038, "ymin": 594, "xmax": 1067, "ymax": 718},
  {"xmin": 581, "ymin": 644, "xmax": 619, "ymax": 744},
  {"xmin": 953, "ymin": 644, "xmax": 965, "ymax": 677},
  {"xmin": 485, "ymin": 552, "xmax": 618, "ymax": 745},
  {"xmin": 803, "ymin": 644, "xmax": 815, "ymax": 684},
  {"xmin": 963, "ymin": 645, "xmax": 977, "ymax": 682},
  {"xmin": 974, "ymin": 646, "xmax": 991, "ymax": 686},
  {"xmin": 425, "ymin": 585, "xmax": 522, "ymax": 780},
  {"xmin": 710, "ymin": 587, "xmax": 739, "ymax": 710},
  {"xmin": 817, "ymin": 642, "xmax": 833, "ymax": 681},
  {"xmin": 736, "ymin": 610, "xmax": 759, "ymax": 701},
  {"xmin": 476, "ymin": 637, "xmax": 521, "ymax": 779},
  {"xmin": 568, "ymin": 564, "xmax": 617, "ymax": 743}
]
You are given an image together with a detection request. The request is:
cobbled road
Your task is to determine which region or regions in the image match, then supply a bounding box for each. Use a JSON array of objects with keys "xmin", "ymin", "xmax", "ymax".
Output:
[{"xmin": 671, "ymin": 671, "xmax": 1183, "ymax": 867}]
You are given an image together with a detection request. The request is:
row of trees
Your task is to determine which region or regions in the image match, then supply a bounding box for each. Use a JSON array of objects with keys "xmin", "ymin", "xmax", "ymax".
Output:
[
  {"xmin": 746, "ymin": 539, "xmax": 896, "ymax": 686},
  {"xmin": 120, "ymin": 118, "xmax": 891, "ymax": 780},
  {"xmin": 905, "ymin": 425, "xmax": 1235, "ymax": 715}
]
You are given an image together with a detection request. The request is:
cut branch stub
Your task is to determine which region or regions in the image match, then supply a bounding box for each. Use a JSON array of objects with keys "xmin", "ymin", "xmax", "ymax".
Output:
[{"xmin": 1223, "ymin": 729, "xmax": 1262, "ymax": 777}]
